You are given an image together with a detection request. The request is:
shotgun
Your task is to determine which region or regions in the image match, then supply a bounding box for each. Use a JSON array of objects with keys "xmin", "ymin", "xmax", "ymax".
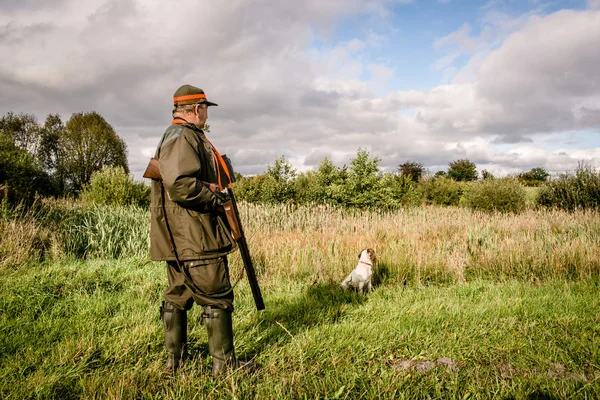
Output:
[{"xmin": 144, "ymin": 157, "xmax": 265, "ymax": 310}]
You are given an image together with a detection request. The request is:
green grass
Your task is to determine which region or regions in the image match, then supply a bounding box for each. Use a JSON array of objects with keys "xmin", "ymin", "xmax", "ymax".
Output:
[{"xmin": 1, "ymin": 258, "xmax": 598, "ymax": 399}]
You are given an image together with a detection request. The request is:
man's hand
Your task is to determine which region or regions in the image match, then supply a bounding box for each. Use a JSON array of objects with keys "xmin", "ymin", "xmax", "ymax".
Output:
[{"xmin": 213, "ymin": 189, "xmax": 231, "ymax": 205}]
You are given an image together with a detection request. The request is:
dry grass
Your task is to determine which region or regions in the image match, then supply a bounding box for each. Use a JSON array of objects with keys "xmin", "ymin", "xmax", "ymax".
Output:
[
  {"xmin": 2, "ymin": 200, "xmax": 599, "ymax": 285},
  {"xmin": 233, "ymin": 203, "xmax": 600, "ymax": 285}
]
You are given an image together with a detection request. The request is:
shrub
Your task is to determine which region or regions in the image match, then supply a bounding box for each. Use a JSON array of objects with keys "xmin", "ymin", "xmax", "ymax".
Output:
[
  {"xmin": 447, "ymin": 159, "xmax": 478, "ymax": 182},
  {"xmin": 420, "ymin": 176, "xmax": 464, "ymax": 206},
  {"xmin": 518, "ymin": 167, "xmax": 550, "ymax": 187},
  {"xmin": 460, "ymin": 178, "xmax": 527, "ymax": 213},
  {"xmin": 537, "ymin": 164, "xmax": 600, "ymax": 210},
  {"xmin": 81, "ymin": 166, "xmax": 149, "ymax": 208},
  {"xmin": 378, "ymin": 173, "xmax": 422, "ymax": 209}
]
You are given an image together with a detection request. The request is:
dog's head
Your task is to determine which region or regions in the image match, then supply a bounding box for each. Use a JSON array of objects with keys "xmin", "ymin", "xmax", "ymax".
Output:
[{"xmin": 358, "ymin": 248, "xmax": 377, "ymax": 264}]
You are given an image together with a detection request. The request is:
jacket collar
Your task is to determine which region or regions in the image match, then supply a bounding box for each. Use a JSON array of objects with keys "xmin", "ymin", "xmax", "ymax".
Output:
[{"xmin": 171, "ymin": 117, "xmax": 204, "ymax": 134}]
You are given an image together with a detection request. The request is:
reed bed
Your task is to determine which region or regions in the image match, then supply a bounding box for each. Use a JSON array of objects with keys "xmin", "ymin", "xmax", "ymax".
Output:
[
  {"xmin": 235, "ymin": 203, "xmax": 600, "ymax": 285},
  {"xmin": 3, "ymin": 200, "xmax": 598, "ymax": 285}
]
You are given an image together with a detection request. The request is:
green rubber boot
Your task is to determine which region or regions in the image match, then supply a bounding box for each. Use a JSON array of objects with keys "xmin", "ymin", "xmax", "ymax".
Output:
[
  {"xmin": 203, "ymin": 306, "xmax": 236, "ymax": 376},
  {"xmin": 161, "ymin": 301, "xmax": 188, "ymax": 372}
]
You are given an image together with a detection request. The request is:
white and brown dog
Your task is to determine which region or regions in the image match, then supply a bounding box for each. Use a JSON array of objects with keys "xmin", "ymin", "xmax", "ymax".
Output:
[{"xmin": 340, "ymin": 248, "xmax": 377, "ymax": 294}]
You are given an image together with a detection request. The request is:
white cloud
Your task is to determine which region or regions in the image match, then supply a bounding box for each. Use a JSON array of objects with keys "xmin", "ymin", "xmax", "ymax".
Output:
[{"xmin": 0, "ymin": 1, "xmax": 598, "ymax": 179}]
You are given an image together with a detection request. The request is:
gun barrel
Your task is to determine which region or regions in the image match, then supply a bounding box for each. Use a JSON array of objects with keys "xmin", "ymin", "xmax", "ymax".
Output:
[{"xmin": 226, "ymin": 188, "xmax": 265, "ymax": 311}]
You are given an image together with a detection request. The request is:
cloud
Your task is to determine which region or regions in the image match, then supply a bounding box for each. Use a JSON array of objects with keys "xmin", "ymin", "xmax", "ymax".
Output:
[
  {"xmin": 589, "ymin": 0, "xmax": 600, "ymax": 10},
  {"xmin": 0, "ymin": 1, "xmax": 598, "ymax": 179}
]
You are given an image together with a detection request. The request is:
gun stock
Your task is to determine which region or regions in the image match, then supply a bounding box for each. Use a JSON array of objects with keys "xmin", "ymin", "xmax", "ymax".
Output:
[{"xmin": 143, "ymin": 158, "xmax": 162, "ymax": 181}]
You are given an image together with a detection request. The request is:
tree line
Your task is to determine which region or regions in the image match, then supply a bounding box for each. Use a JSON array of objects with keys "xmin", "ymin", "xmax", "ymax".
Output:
[
  {"xmin": 4, "ymin": 108, "xmax": 587, "ymax": 213},
  {"xmin": 0, "ymin": 111, "xmax": 128, "ymax": 204},
  {"xmin": 232, "ymin": 151, "xmax": 553, "ymax": 211}
]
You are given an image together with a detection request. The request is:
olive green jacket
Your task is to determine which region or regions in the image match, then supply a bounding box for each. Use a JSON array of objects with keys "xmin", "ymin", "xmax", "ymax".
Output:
[{"xmin": 150, "ymin": 120, "xmax": 236, "ymax": 261}]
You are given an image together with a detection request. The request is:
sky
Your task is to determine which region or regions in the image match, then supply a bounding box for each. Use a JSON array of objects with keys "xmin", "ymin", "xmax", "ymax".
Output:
[{"xmin": 1, "ymin": 0, "xmax": 599, "ymax": 179}]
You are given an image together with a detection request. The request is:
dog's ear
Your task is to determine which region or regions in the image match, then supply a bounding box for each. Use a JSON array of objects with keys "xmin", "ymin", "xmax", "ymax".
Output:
[
  {"xmin": 358, "ymin": 248, "xmax": 366, "ymax": 259},
  {"xmin": 367, "ymin": 248, "xmax": 377, "ymax": 263}
]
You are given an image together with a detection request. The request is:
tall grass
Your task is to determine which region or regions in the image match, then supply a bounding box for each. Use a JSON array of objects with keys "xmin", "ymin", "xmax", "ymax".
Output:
[
  {"xmin": 0, "ymin": 199, "xmax": 149, "ymax": 267},
  {"xmin": 2, "ymin": 200, "xmax": 600, "ymax": 398},
  {"xmin": 3, "ymin": 199, "xmax": 599, "ymax": 284}
]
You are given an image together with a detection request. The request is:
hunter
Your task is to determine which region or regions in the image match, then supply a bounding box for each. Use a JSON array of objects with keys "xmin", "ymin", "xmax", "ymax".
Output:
[{"xmin": 150, "ymin": 84, "xmax": 240, "ymax": 376}]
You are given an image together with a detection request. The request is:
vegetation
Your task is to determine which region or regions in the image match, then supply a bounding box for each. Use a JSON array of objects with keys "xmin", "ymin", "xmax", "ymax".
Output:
[
  {"xmin": 1, "ymin": 199, "xmax": 599, "ymax": 399},
  {"xmin": 3, "ymin": 107, "xmax": 599, "ymax": 397},
  {"xmin": 81, "ymin": 166, "xmax": 150, "ymax": 208},
  {"xmin": 447, "ymin": 159, "xmax": 478, "ymax": 182},
  {"xmin": 0, "ymin": 111, "xmax": 129, "ymax": 201},
  {"xmin": 420, "ymin": 176, "xmax": 465, "ymax": 206},
  {"xmin": 235, "ymin": 150, "xmax": 420, "ymax": 210},
  {"xmin": 398, "ymin": 161, "xmax": 424, "ymax": 182},
  {"xmin": 460, "ymin": 178, "xmax": 527, "ymax": 214},
  {"xmin": 538, "ymin": 163, "xmax": 600, "ymax": 211},
  {"xmin": 60, "ymin": 112, "xmax": 129, "ymax": 194},
  {"xmin": 519, "ymin": 167, "xmax": 550, "ymax": 186}
]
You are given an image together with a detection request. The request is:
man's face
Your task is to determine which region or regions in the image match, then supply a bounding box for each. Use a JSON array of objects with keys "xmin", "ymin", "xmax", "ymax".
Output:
[{"xmin": 192, "ymin": 103, "xmax": 208, "ymax": 129}]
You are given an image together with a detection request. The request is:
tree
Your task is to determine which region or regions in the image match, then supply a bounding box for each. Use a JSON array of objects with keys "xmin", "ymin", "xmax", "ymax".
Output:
[
  {"xmin": 0, "ymin": 112, "xmax": 42, "ymax": 156},
  {"xmin": 263, "ymin": 156, "xmax": 296, "ymax": 203},
  {"xmin": 38, "ymin": 114, "xmax": 64, "ymax": 172},
  {"xmin": 58, "ymin": 112, "xmax": 128, "ymax": 194},
  {"xmin": 519, "ymin": 167, "xmax": 549, "ymax": 186},
  {"xmin": 447, "ymin": 159, "xmax": 478, "ymax": 182},
  {"xmin": 0, "ymin": 131, "xmax": 57, "ymax": 204},
  {"xmin": 398, "ymin": 161, "xmax": 424, "ymax": 183},
  {"xmin": 481, "ymin": 169, "xmax": 495, "ymax": 180},
  {"xmin": 344, "ymin": 148, "xmax": 382, "ymax": 208},
  {"xmin": 266, "ymin": 155, "xmax": 296, "ymax": 183}
]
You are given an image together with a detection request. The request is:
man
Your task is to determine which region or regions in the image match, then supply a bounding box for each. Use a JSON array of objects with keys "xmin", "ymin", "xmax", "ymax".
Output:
[{"xmin": 150, "ymin": 84, "xmax": 238, "ymax": 376}]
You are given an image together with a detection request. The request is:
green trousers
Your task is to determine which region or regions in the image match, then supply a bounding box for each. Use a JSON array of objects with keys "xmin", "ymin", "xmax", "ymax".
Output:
[{"xmin": 164, "ymin": 257, "xmax": 234, "ymax": 311}]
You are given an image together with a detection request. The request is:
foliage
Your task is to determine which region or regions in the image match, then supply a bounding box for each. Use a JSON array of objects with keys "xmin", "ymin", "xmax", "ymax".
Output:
[
  {"xmin": 481, "ymin": 169, "xmax": 494, "ymax": 180},
  {"xmin": 378, "ymin": 173, "xmax": 422, "ymax": 208},
  {"xmin": 519, "ymin": 167, "xmax": 550, "ymax": 186},
  {"xmin": 341, "ymin": 148, "xmax": 383, "ymax": 208},
  {"xmin": 0, "ymin": 112, "xmax": 42, "ymax": 156},
  {"xmin": 59, "ymin": 112, "xmax": 129, "ymax": 194},
  {"xmin": 0, "ymin": 131, "xmax": 58, "ymax": 204},
  {"xmin": 460, "ymin": 178, "xmax": 527, "ymax": 213},
  {"xmin": 81, "ymin": 166, "xmax": 149, "ymax": 208},
  {"xmin": 1, "ymin": 197, "xmax": 600, "ymax": 398},
  {"xmin": 233, "ymin": 174, "xmax": 268, "ymax": 203},
  {"xmin": 537, "ymin": 163, "xmax": 600, "ymax": 210},
  {"xmin": 263, "ymin": 156, "xmax": 297, "ymax": 203},
  {"xmin": 448, "ymin": 158, "xmax": 478, "ymax": 182},
  {"xmin": 398, "ymin": 161, "xmax": 424, "ymax": 182},
  {"xmin": 420, "ymin": 176, "xmax": 464, "ymax": 206}
]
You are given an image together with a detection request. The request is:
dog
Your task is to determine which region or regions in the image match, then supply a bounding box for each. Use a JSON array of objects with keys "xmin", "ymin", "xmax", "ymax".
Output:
[{"xmin": 340, "ymin": 248, "xmax": 377, "ymax": 294}]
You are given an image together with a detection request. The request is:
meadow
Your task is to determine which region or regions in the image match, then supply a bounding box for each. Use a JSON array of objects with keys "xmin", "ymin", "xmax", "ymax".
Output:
[{"xmin": 1, "ymin": 200, "xmax": 599, "ymax": 399}]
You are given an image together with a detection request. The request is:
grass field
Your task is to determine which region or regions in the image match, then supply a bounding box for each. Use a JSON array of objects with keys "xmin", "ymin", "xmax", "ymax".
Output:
[{"xmin": 1, "ymin": 202, "xmax": 599, "ymax": 399}]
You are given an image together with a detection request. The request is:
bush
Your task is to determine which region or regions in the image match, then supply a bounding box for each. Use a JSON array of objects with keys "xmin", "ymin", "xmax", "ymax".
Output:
[
  {"xmin": 420, "ymin": 177, "xmax": 464, "ymax": 206},
  {"xmin": 537, "ymin": 164, "xmax": 600, "ymax": 210},
  {"xmin": 460, "ymin": 178, "xmax": 527, "ymax": 213},
  {"xmin": 447, "ymin": 159, "xmax": 478, "ymax": 182},
  {"xmin": 378, "ymin": 173, "xmax": 422, "ymax": 209},
  {"xmin": 81, "ymin": 166, "xmax": 149, "ymax": 208}
]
